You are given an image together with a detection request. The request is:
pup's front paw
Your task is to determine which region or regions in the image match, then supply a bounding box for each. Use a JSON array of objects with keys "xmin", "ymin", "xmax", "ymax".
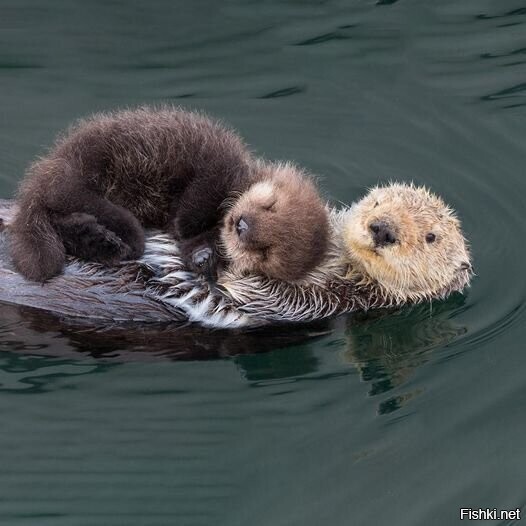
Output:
[
  {"xmin": 192, "ymin": 246, "xmax": 213, "ymax": 269},
  {"xmin": 191, "ymin": 246, "xmax": 218, "ymax": 279},
  {"xmin": 185, "ymin": 244, "xmax": 218, "ymax": 280},
  {"xmin": 179, "ymin": 232, "xmax": 220, "ymax": 279}
]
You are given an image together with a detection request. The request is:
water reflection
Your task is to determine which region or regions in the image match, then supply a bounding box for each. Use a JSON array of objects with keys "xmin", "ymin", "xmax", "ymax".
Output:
[
  {"xmin": 342, "ymin": 296, "xmax": 468, "ymax": 414},
  {"xmin": 0, "ymin": 294, "xmax": 469, "ymax": 412},
  {"xmin": 0, "ymin": 303, "xmax": 331, "ymax": 362},
  {"xmin": 0, "ymin": 351, "xmax": 101, "ymax": 393}
]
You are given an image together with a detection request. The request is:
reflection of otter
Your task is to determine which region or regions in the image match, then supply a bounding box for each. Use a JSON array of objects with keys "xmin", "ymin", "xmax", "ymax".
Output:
[
  {"xmin": 0, "ymin": 295, "xmax": 467, "ymax": 393},
  {"xmin": 341, "ymin": 296, "xmax": 468, "ymax": 415},
  {"xmin": 1, "ymin": 302, "xmax": 327, "ymax": 383},
  {"xmin": 10, "ymin": 107, "xmax": 328, "ymax": 283}
]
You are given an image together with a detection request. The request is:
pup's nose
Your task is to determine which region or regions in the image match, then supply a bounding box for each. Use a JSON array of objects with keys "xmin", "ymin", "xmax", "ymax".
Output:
[
  {"xmin": 236, "ymin": 216, "xmax": 250, "ymax": 237},
  {"xmin": 369, "ymin": 220, "xmax": 396, "ymax": 247}
]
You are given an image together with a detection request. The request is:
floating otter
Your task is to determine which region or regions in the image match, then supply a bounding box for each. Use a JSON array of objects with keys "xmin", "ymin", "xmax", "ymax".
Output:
[
  {"xmin": 0, "ymin": 184, "xmax": 473, "ymax": 329},
  {"xmin": 10, "ymin": 107, "xmax": 329, "ymax": 283}
]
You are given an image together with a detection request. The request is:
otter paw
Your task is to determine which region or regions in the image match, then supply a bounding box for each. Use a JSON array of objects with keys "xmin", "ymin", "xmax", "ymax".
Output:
[
  {"xmin": 59, "ymin": 214, "xmax": 131, "ymax": 265},
  {"xmin": 192, "ymin": 247, "xmax": 213, "ymax": 269},
  {"xmin": 187, "ymin": 245, "xmax": 218, "ymax": 280},
  {"xmin": 96, "ymin": 229, "xmax": 131, "ymax": 264}
]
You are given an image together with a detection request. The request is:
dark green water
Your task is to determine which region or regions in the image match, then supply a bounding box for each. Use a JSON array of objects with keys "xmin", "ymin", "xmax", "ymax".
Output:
[{"xmin": 1, "ymin": 1, "xmax": 525, "ymax": 524}]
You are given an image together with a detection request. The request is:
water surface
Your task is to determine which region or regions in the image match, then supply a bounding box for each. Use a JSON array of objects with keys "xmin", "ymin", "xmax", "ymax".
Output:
[{"xmin": 0, "ymin": 1, "xmax": 525, "ymax": 524}]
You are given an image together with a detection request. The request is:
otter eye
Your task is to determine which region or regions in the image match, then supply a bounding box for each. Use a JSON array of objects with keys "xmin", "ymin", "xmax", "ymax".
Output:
[
  {"xmin": 263, "ymin": 200, "xmax": 277, "ymax": 212},
  {"xmin": 425, "ymin": 233, "xmax": 436, "ymax": 243},
  {"xmin": 374, "ymin": 201, "xmax": 379, "ymax": 208}
]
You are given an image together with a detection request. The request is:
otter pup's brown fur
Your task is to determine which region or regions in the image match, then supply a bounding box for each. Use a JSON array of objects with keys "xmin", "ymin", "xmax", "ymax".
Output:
[
  {"xmin": 10, "ymin": 107, "xmax": 329, "ymax": 283},
  {"xmin": 221, "ymin": 160, "xmax": 329, "ymax": 282}
]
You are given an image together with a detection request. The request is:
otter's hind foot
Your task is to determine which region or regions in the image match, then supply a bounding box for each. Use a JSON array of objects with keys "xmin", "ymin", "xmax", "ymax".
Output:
[{"xmin": 56, "ymin": 213, "xmax": 133, "ymax": 265}]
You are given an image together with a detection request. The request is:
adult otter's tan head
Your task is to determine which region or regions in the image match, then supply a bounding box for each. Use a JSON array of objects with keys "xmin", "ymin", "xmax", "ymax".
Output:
[
  {"xmin": 221, "ymin": 161, "xmax": 329, "ymax": 282},
  {"xmin": 344, "ymin": 183, "xmax": 473, "ymax": 303}
]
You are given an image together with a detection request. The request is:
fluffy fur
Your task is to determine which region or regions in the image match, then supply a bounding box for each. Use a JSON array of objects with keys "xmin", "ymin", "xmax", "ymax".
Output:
[
  {"xmin": 221, "ymin": 160, "xmax": 329, "ymax": 282},
  {"xmin": 10, "ymin": 107, "xmax": 329, "ymax": 283}
]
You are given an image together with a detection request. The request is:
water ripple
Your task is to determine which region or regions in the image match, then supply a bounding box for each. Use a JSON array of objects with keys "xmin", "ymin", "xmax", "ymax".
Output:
[
  {"xmin": 295, "ymin": 30, "xmax": 353, "ymax": 46},
  {"xmin": 481, "ymin": 82, "xmax": 526, "ymax": 105},
  {"xmin": 0, "ymin": 1, "xmax": 525, "ymax": 524},
  {"xmin": 258, "ymin": 86, "xmax": 305, "ymax": 98},
  {"xmin": 476, "ymin": 7, "xmax": 526, "ymax": 20}
]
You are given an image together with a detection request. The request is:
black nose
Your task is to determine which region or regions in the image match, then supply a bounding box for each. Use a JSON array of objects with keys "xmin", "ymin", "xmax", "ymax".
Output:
[
  {"xmin": 236, "ymin": 217, "xmax": 249, "ymax": 237},
  {"xmin": 369, "ymin": 220, "xmax": 397, "ymax": 247}
]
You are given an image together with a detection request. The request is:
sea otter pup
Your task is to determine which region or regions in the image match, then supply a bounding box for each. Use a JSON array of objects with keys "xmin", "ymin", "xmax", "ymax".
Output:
[{"xmin": 10, "ymin": 107, "xmax": 329, "ymax": 283}]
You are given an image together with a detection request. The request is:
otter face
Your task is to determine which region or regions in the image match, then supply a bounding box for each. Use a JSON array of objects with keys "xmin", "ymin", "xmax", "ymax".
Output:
[
  {"xmin": 344, "ymin": 183, "xmax": 473, "ymax": 301},
  {"xmin": 221, "ymin": 163, "xmax": 329, "ymax": 281}
]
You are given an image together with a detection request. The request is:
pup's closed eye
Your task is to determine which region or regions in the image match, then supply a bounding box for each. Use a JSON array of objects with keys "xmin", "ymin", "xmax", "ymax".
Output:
[{"xmin": 263, "ymin": 200, "xmax": 277, "ymax": 212}]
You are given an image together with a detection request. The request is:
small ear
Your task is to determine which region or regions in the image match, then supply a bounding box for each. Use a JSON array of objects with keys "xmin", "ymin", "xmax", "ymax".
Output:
[{"xmin": 460, "ymin": 261, "xmax": 472, "ymax": 271}]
